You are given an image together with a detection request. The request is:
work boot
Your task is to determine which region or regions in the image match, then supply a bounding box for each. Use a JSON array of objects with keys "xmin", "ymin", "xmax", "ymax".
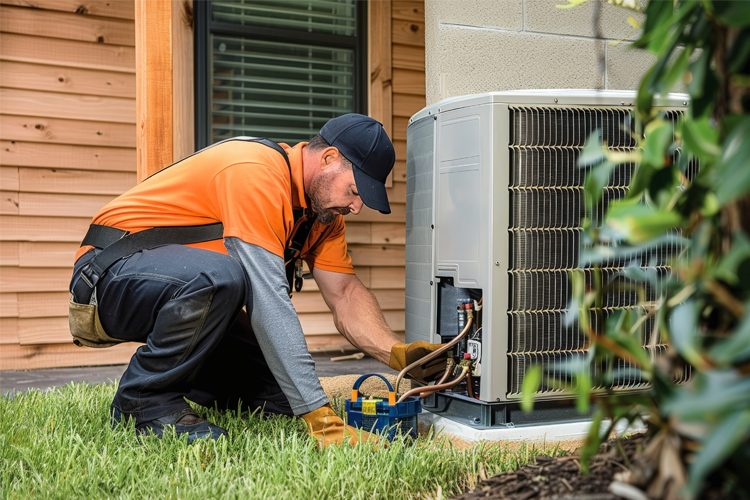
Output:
[{"xmin": 112, "ymin": 405, "xmax": 227, "ymax": 443}]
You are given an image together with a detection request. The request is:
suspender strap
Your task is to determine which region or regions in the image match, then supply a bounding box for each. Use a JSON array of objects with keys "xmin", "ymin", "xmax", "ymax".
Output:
[
  {"xmin": 73, "ymin": 137, "xmax": 301, "ymax": 304},
  {"xmin": 143, "ymin": 137, "xmax": 289, "ymax": 182},
  {"xmin": 284, "ymin": 209, "xmax": 317, "ymax": 263},
  {"xmin": 284, "ymin": 209, "xmax": 318, "ymax": 293}
]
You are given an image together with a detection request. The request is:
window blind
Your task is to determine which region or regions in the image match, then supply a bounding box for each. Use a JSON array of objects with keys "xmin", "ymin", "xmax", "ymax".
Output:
[
  {"xmin": 209, "ymin": 1, "xmax": 359, "ymax": 145},
  {"xmin": 212, "ymin": 0, "xmax": 357, "ymax": 36}
]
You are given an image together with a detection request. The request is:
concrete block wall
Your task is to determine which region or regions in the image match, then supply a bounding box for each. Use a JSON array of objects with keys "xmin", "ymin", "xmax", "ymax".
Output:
[{"xmin": 425, "ymin": 0, "xmax": 665, "ymax": 105}]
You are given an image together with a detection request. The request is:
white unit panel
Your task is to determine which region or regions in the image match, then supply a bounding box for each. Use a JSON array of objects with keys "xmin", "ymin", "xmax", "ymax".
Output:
[{"xmin": 435, "ymin": 112, "xmax": 487, "ymax": 288}]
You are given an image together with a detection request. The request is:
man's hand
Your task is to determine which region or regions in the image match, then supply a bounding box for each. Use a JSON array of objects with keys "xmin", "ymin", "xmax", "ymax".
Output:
[
  {"xmin": 301, "ymin": 405, "xmax": 376, "ymax": 448},
  {"xmin": 389, "ymin": 341, "xmax": 447, "ymax": 383}
]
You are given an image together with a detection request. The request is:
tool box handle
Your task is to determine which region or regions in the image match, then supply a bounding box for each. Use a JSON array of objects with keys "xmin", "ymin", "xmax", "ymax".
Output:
[{"xmin": 351, "ymin": 373, "xmax": 396, "ymax": 406}]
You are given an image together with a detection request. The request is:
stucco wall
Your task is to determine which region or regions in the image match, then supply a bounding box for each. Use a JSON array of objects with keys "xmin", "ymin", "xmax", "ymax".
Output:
[{"xmin": 425, "ymin": 0, "xmax": 659, "ymax": 105}]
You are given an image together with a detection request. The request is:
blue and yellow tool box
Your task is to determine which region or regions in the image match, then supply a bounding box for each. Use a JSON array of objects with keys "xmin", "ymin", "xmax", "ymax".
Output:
[{"xmin": 345, "ymin": 373, "xmax": 421, "ymax": 439}]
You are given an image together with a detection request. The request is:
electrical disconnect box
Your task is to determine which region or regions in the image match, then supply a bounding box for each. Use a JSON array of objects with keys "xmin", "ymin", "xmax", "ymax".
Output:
[{"xmin": 404, "ymin": 90, "xmax": 693, "ymax": 427}]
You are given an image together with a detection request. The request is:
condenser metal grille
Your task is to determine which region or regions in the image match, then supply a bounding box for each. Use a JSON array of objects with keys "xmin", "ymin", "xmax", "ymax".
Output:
[{"xmin": 507, "ymin": 106, "xmax": 690, "ymax": 398}]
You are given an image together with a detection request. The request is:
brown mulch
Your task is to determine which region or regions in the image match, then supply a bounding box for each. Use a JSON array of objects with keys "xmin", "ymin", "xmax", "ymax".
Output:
[{"xmin": 453, "ymin": 434, "xmax": 646, "ymax": 500}]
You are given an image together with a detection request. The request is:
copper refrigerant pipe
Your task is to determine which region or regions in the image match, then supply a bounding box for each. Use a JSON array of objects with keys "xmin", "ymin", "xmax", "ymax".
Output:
[
  {"xmin": 436, "ymin": 365, "xmax": 452, "ymax": 385},
  {"xmin": 394, "ymin": 314, "xmax": 473, "ymax": 397},
  {"xmin": 404, "ymin": 364, "xmax": 453, "ymax": 402},
  {"xmin": 397, "ymin": 366, "xmax": 470, "ymax": 403}
]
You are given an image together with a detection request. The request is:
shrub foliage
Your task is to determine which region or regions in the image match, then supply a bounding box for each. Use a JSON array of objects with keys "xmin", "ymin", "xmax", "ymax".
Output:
[{"xmin": 529, "ymin": 1, "xmax": 750, "ymax": 498}]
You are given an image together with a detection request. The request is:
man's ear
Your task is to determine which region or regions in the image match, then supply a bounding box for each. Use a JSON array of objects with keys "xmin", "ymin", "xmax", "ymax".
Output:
[{"xmin": 319, "ymin": 146, "xmax": 341, "ymax": 171}]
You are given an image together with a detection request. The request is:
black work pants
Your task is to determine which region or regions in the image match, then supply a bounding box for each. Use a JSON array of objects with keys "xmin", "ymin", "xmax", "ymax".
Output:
[{"xmin": 70, "ymin": 245, "xmax": 294, "ymax": 424}]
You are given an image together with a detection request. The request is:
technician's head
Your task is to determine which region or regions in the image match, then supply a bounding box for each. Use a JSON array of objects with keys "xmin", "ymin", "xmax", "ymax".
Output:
[{"xmin": 305, "ymin": 114, "xmax": 395, "ymax": 225}]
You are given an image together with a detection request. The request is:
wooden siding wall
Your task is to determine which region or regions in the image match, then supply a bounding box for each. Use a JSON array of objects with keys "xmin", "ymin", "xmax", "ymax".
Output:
[
  {"xmin": 0, "ymin": 0, "xmax": 139, "ymax": 369},
  {"xmin": 0, "ymin": 0, "xmax": 425, "ymax": 368}
]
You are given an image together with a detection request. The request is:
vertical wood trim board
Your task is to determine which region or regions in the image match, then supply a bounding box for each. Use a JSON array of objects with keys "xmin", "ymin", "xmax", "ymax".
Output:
[
  {"xmin": 135, "ymin": 0, "xmax": 172, "ymax": 181},
  {"xmin": 172, "ymin": 0, "xmax": 194, "ymax": 161},
  {"xmin": 369, "ymin": 0, "xmax": 394, "ymax": 188}
]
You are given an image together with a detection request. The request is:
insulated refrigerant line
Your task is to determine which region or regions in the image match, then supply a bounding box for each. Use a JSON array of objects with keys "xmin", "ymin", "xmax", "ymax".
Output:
[
  {"xmin": 393, "ymin": 311, "xmax": 474, "ymax": 398},
  {"xmin": 397, "ymin": 366, "xmax": 471, "ymax": 404}
]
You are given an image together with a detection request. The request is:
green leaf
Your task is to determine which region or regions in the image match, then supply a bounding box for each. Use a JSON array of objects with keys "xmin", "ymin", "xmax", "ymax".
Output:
[
  {"xmin": 691, "ymin": 66, "xmax": 720, "ymax": 119},
  {"xmin": 566, "ymin": 269, "xmax": 587, "ymax": 329},
  {"xmin": 642, "ymin": 119, "xmax": 674, "ymax": 168},
  {"xmin": 585, "ymin": 161, "xmax": 617, "ymax": 206},
  {"xmin": 681, "ymin": 117, "xmax": 721, "ymax": 163},
  {"xmin": 648, "ymin": 37, "xmax": 680, "ymax": 88},
  {"xmin": 644, "ymin": 1, "xmax": 698, "ymax": 55},
  {"xmin": 635, "ymin": 0, "xmax": 671, "ymax": 41},
  {"xmin": 633, "ymin": 0, "xmax": 676, "ymax": 51},
  {"xmin": 687, "ymin": 410, "xmax": 750, "ymax": 495},
  {"xmin": 709, "ymin": 300, "xmax": 750, "ymax": 365},
  {"xmin": 659, "ymin": 47, "xmax": 693, "ymax": 95},
  {"xmin": 599, "ymin": 233, "xmax": 689, "ymax": 270},
  {"xmin": 621, "ymin": 262, "xmax": 648, "ymax": 282},
  {"xmin": 728, "ymin": 28, "xmax": 750, "ymax": 73},
  {"xmin": 581, "ymin": 245, "xmax": 617, "ymax": 267},
  {"xmin": 604, "ymin": 309, "xmax": 652, "ymax": 368},
  {"xmin": 579, "ymin": 131, "xmax": 606, "ymax": 166},
  {"xmin": 684, "ymin": 9, "xmax": 711, "ymax": 46},
  {"xmin": 579, "ymin": 409, "xmax": 606, "ymax": 474},
  {"xmin": 668, "ymin": 300, "xmax": 703, "ymax": 367},
  {"xmin": 687, "ymin": 48, "xmax": 711, "ymax": 99},
  {"xmin": 606, "ymin": 199, "xmax": 683, "ymax": 244},
  {"xmin": 662, "ymin": 370, "xmax": 750, "ymax": 420},
  {"xmin": 713, "ymin": 233, "xmax": 750, "ymax": 286},
  {"xmin": 520, "ymin": 365, "xmax": 543, "ymax": 413},
  {"xmin": 628, "ymin": 161, "xmax": 656, "ymax": 199},
  {"xmin": 636, "ymin": 66, "xmax": 656, "ymax": 121},
  {"xmin": 713, "ymin": 1, "xmax": 750, "ymax": 27},
  {"xmin": 648, "ymin": 166, "xmax": 679, "ymax": 210},
  {"xmin": 574, "ymin": 372, "xmax": 592, "ymax": 414},
  {"xmin": 556, "ymin": 353, "xmax": 590, "ymax": 376},
  {"xmin": 701, "ymin": 191, "xmax": 720, "ymax": 217},
  {"xmin": 713, "ymin": 117, "xmax": 750, "ymax": 205}
]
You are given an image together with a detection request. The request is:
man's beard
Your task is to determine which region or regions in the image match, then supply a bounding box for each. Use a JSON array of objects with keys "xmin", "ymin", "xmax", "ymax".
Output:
[{"xmin": 308, "ymin": 171, "xmax": 351, "ymax": 225}]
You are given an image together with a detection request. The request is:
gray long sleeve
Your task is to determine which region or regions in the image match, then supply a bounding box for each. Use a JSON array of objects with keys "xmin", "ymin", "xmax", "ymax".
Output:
[{"xmin": 224, "ymin": 236, "xmax": 329, "ymax": 415}]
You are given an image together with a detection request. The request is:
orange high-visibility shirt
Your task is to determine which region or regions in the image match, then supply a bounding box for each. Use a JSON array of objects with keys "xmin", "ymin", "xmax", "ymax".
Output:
[{"xmin": 75, "ymin": 140, "xmax": 354, "ymax": 275}]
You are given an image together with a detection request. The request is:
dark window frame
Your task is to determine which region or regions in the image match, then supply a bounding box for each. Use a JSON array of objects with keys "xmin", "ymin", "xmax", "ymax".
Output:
[{"xmin": 194, "ymin": 0, "xmax": 368, "ymax": 150}]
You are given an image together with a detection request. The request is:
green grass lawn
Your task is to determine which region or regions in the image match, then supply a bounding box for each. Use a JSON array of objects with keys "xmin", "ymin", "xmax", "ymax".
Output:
[{"xmin": 1, "ymin": 382, "xmax": 562, "ymax": 499}]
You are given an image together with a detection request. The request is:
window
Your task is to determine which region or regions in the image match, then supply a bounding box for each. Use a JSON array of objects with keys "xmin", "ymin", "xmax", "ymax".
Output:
[{"xmin": 194, "ymin": 0, "xmax": 367, "ymax": 149}]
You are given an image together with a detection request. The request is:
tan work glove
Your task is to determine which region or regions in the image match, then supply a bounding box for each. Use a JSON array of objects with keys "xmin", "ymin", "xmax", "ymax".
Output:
[
  {"xmin": 389, "ymin": 341, "xmax": 447, "ymax": 383},
  {"xmin": 301, "ymin": 405, "xmax": 375, "ymax": 448}
]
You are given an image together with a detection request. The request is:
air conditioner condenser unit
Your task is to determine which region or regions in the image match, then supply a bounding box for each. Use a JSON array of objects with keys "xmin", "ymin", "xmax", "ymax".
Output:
[{"xmin": 404, "ymin": 90, "xmax": 692, "ymax": 427}]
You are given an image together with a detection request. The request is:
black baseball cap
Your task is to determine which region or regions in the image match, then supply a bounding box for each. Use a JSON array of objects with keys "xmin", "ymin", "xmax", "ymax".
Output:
[{"xmin": 319, "ymin": 114, "xmax": 395, "ymax": 214}]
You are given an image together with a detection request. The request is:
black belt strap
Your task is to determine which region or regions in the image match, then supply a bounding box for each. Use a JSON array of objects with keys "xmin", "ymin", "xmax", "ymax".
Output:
[
  {"xmin": 72, "ymin": 137, "xmax": 316, "ymax": 304},
  {"xmin": 73, "ymin": 223, "xmax": 225, "ymax": 304},
  {"xmin": 81, "ymin": 224, "xmax": 129, "ymax": 248}
]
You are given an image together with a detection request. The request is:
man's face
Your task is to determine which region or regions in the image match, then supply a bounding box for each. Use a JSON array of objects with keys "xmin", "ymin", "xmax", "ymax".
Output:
[{"xmin": 308, "ymin": 156, "xmax": 364, "ymax": 225}]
